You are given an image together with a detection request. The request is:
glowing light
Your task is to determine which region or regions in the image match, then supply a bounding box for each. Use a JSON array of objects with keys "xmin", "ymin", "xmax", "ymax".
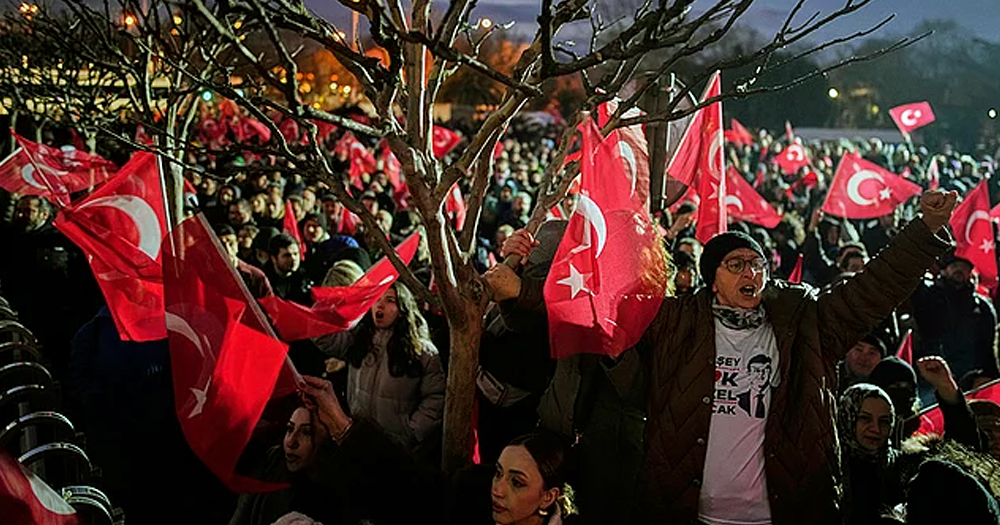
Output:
[
  {"xmin": 479, "ymin": 18, "xmax": 493, "ymax": 29},
  {"xmin": 828, "ymin": 88, "xmax": 839, "ymax": 99},
  {"xmin": 173, "ymin": 15, "xmax": 182, "ymax": 25},
  {"xmin": 201, "ymin": 91, "xmax": 212, "ymax": 101},
  {"xmin": 990, "ymin": 109, "xmax": 998, "ymax": 120},
  {"xmin": 343, "ymin": 85, "xmax": 351, "ymax": 94},
  {"xmin": 233, "ymin": 19, "xmax": 243, "ymax": 30},
  {"xmin": 124, "ymin": 14, "xmax": 137, "ymax": 27}
]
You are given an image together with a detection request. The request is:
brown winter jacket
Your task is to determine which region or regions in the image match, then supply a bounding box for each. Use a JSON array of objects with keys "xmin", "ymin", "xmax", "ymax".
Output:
[{"xmin": 639, "ymin": 218, "xmax": 952, "ymax": 525}]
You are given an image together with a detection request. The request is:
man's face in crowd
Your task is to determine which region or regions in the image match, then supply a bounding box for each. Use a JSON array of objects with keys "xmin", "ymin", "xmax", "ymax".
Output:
[
  {"xmin": 844, "ymin": 341, "xmax": 881, "ymax": 379},
  {"xmin": 941, "ymin": 261, "xmax": 973, "ymax": 289},
  {"xmin": 237, "ymin": 227, "xmax": 256, "ymax": 250},
  {"xmin": 322, "ymin": 199, "xmax": 342, "ymax": 222},
  {"xmin": 361, "ymin": 196, "xmax": 378, "ymax": 215},
  {"xmin": 303, "ymin": 219, "xmax": 325, "ymax": 243},
  {"xmin": 713, "ymin": 248, "xmax": 767, "ymax": 309},
  {"xmin": 272, "ymin": 243, "xmax": 301, "ymax": 274},
  {"xmin": 218, "ymin": 187, "xmax": 236, "ymax": 207},
  {"xmin": 267, "ymin": 196, "xmax": 284, "ymax": 219},
  {"xmin": 14, "ymin": 198, "xmax": 48, "ymax": 230},
  {"xmin": 302, "ymin": 189, "xmax": 317, "ymax": 213},
  {"xmin": 218, "ymin": 233, "xmax": 239, "ymax": 266},
  {"xmin": 512, "ymin": 194, "xmax": 530, "ymax": 214},
  {"xmin": 499, "ymin": 186, "xmax": 514, "ymax": 202},
  {"xmin": 228, "ymin": 204, "xmax": 251, "ymax": 225}
]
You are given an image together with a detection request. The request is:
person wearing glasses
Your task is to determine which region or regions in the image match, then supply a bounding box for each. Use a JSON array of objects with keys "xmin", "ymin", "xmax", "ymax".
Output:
[{"xmin": 639, "ymin": 190, "xmax": 958, "ymax": 525}]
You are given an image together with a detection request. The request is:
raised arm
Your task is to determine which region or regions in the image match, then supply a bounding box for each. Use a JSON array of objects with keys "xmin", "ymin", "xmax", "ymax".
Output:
[{"xmin": 817, "ymin": 191, "xmax": 956, "ymax": 361}]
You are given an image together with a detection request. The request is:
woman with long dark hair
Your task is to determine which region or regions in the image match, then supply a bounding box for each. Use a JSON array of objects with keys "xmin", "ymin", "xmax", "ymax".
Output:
[{"xmin": 316, "ymin": 281, "xmax": 445, "ymax": 460}]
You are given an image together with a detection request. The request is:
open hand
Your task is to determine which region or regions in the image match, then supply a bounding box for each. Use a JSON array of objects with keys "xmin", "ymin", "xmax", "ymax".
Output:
[{"xmin": 919, "ymin": 189, "xmax": 959, "ymax": 234}]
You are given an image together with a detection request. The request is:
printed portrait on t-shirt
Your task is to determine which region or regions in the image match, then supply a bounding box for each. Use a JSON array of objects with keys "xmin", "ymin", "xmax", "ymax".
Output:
[{"xmin": 737, "ymin": 354, "xmax": 772, "ymax": 419}]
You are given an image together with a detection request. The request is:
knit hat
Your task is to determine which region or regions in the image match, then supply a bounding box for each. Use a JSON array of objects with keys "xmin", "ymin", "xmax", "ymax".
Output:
[
  {"xmin": 699, "ymin": 232, "xmax": 766, "ymax": 288},
  {"xmin": 868, "ymin": 356, "xmax": 917, "ymax": 388}
]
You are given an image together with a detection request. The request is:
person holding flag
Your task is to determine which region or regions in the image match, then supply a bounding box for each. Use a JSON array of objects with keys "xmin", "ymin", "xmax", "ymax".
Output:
[{"xmin": 639, "ymin": 189, "xmax": 957, "ymax": 525}]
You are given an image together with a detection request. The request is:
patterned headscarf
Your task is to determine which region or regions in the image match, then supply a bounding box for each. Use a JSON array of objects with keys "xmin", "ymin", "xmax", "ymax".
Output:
[{"xmin": 838, "ymin": 383, "xmax": 896, "ymax": 462}]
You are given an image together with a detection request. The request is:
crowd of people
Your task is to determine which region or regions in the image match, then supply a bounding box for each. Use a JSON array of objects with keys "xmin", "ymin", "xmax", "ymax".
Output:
[{"xmin": 2, "ymin": 109, "xmax": 1000, "ymax": 525}]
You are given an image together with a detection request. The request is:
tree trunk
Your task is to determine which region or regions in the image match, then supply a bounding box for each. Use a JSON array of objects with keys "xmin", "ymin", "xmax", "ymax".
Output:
[{"xmin": 441, "ymin": 295, "xmax": 485, "ymax": 474}]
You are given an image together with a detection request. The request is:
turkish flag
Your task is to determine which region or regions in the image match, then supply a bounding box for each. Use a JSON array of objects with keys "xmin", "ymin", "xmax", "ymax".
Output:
[
  {"xmin": 889, "ymin": 102, "xmax": 935, "ymax": 135},
  {"xmin": 380, "ymin": 144, "xmax": 404, "ymax": 192},
  {"xmin": 54, "ymin": 152, "xmax": 168, "ymax": 341},
  {"xmin": 0, "ymin": 452, "xmax": 81, "ymax": 525},
  {"xmin": 432, "ymin": 126, "xmax": 463, "ymax": 158},
  {"xmin": 774, "ymin": 143, "xmax": 810, "ymax": 174},
  {"xmin": 164, "ymin": 214, "xmax": 293, "ymax": 493},
  {"xmin": 282, "ymin": 201, "xmax": 305, "ymax": 261},
  {"xmin": 543, "ymin": 117, "xmax": 667, "ymax": 359},
  {"xmin": 949, "ymin": 180, "xmax": 997, "ymax": 288},
  {"xmin": 724, "ymin": 118, "xmax": 755, "ymax": 146},
  {"xmin": 693, "ymin": 72, "xmax": 727, "ymax": 243},
  {"xmin": 896, "ymin": 330, "xmax": 913, "ymax": 366},
  {"xmin": 0, "ymin": 134, "xmax": 115, "ymax": 204},
  {"xmin": 261, "ymin": 232, "xmax": 421, "ymax": 340},
  {"xmin": 446, "ymin": 183, "xmax": 468, "ymax": 231},
  {"xmin": 239, "ymin": 118, "xmax": 272, "ymax": 144},
  {"xmin": 335, "ymin": 132, "xmax": 376, "ymax": 190},
  {"xmin": 597, "ymin": 100, "xmax": 651, "ymax": 210},
  {"xmin": 666, "ymin": 72, "xmax": 724, "ymax": 190},
  {"xmin": 822, "ymin": 152, "xmax": 922, "ymax": 219},
  {"xmin": 918, "ymin": 379, "xmax": 1000, "ymax": 437},
  {"xmin": 725, "ymin": 166, "xmax": 782, "ymax": 228}
]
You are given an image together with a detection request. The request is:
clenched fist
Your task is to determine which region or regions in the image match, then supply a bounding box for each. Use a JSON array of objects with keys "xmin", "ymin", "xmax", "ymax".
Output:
[{"xmin": 919, "ymin": 189, "xmax": 959, "ymax": 234}]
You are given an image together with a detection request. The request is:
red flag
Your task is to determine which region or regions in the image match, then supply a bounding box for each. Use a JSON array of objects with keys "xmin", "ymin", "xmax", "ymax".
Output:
[
  {"xmin": 598, "ymin": 100, "xmax": 651, "ymax": 210},
  {"xmin": 445, "ymin": 183, "xmax": 467, "ymax": 231},
  {"xmin": 784, "ymin": 121, "xmax": 795, "ymax": 141},
  {"xmin": 822, "ymin": 152, "xmax": 922, "ymax": 219},
  {"xmin": 335, "ymin": 132, "xmax": 376, "ymax": 190},
  {"xmin": 889, "ymin": 102, "xmax": 935, "ymax": 135},
  {"xmin": 927, "ymin": 158, "xmax": 940, "ymax": 190},
  {"xmin": 774, "ymin": 143, "xmax": 810, "ymax": 174},
  {"xmin": 724, "ymin": 118, "xmax": 754, "ymax": 146},
  {"xmin": 164, "ymin": 215, "xmax": 292, "ymax": 493},
  {"xmin": 693, "ymin": 72, "xmax": 726, "ymax": 243},
  {"xmin": 0, "ymin": 452, "xmax": 81, "ymax": 525},
  {"xmin": 261, "ymin": 232, "xmax": 421, "ymax": 340},
  {"xmin": 787, "ymin": 254, "xmax": 803, "ymax": 284},
  {"xmin": 380, "ymin": 144, "xmax": 404, "ymax": 192},
  {"xmin": 239, "ymin": 118, "xmax": 272, "ymax": 144},
  {"xmin": 492, "ymin": 140, "xmax": 504, "ymax": 159},
  {"xmin": 543, "ymin": 117, "xmax": 667, "ymax": 359},
  {"xmin": 432, "ymin": 126, "xmax": 463, "ymax": 158},
  {"xmin": 725, "ymin": 166, "xmax": 782, "ymax": 228},
  {"xmin": 0, "ymin": 135, "xmax": 115, "ymax": 203},
  {"xmin": 949, "ymin": 180, "xmax": 997, "ymax": 288},
  {"xmin": 54, "ymin": 152, "xmax": 168, "ymax": 341},
  {"xmin": 665, "ymin": 73, "xmax": 724, "ymax": 190},
  {"xmin": 896, "ymin": 330, "xmax": 913, "ymax": 365},
  {"xmin": 918, "ymin": 380, "xmax": 1000, "ymax": 436}
]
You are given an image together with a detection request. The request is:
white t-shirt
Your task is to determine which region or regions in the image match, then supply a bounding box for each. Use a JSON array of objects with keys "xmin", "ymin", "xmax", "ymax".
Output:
[{"xmin": 698, "ymin": 319, "xmax": 780, "ymax": 525}]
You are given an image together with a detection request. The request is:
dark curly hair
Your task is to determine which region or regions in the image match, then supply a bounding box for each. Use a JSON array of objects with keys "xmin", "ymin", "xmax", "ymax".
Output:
[{"xmin": 346, "ymin": 282, "xmax": 430, "ymax": 378}]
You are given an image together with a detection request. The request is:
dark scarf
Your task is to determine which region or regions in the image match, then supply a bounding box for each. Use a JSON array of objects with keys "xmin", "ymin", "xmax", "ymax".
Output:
[{"xmin": 711, "ymin": 300, "xmax": 767, "ymax": 330}]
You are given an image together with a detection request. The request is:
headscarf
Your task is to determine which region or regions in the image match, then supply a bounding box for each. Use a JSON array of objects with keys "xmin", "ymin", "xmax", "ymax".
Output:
[{"xmin": 838, "ymin": 383, "xmax": 896, "ymax": 462}]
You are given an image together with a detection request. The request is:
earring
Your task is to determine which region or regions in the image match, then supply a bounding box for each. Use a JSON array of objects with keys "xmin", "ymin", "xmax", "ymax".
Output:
[{"xmin": 537, "ymin": 507, "xmax": 550, "ymax": 517}]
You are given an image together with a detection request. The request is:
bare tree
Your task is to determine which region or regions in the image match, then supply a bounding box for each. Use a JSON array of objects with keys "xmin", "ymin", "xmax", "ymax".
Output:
[{"xmin": 1, "ymin": 0, "xmax": 926, "ymax": 473}]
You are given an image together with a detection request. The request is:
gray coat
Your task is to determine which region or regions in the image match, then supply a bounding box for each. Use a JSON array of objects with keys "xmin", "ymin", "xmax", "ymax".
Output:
[{"xmin": 315, "ymin": 329, "xmax": 446, "ymax": 453}]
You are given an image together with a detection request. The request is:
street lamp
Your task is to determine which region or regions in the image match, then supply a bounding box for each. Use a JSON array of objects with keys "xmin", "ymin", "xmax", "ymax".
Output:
[
  {"xmin": 828, "ymin": 87, "xmax": 839, "ymax": 99},
  {"xmin": 123, "ymin": 13, "xmax": 137, "ymax": 27},
  {"xmin": 989, "ymin": 109, "xmax": 997, "ymax": 119},
  {"xmin": 479, "ymin": 18, "xmax": 493, "ymax": 29}
]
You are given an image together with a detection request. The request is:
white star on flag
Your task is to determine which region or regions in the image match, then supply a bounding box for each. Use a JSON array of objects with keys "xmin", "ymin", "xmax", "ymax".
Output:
[
  {"xmin": 878, "ymin": 187, "xmax": 892, "ymax": 201},
  {"xmin": 189, "ymin": 377, "xmax": 211, "ymax": 419},
  {"xmin": 979, "ymin": 238, "xmax": 995, "ymax": 254},
  {"xmin": 557, "ymin": 263, "xmax": 591, "ymax": 299}
]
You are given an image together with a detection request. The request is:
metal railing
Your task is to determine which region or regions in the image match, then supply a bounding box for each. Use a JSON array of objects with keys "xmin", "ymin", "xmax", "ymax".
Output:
[{"xmin": 0, "ymin": 297, "xmax": 119, "ymax": 524}]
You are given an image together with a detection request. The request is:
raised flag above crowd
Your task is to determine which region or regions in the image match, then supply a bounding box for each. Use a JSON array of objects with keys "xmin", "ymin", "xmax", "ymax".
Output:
[{"xmin": 822, "ymin": 152, "xmax": 922, "ymax": 219}]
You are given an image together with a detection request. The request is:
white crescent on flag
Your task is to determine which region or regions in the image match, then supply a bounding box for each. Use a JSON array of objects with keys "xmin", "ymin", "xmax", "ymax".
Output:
[
  {"xmin": 725, "ymin": 195, "xmax": 744, "ymax": 212},
  {"xmin": 965, "ymin": 210, "xmax": 992, "ymax": 244},
  {"xmin": 78, "ymin": 195, "xmax": 163, "ymax": 261},
  {"xmin": 571, "ymin": 194, "xmax": 608, "ymax": 258},
  {"xmin": 846, "ymin": 169, "xmax": 885, "ymax": 207},
  {"xmin": 166, "ymin": 311, "xmax": 208, "ymax": 358},
  {"xmin": 20, "ymin": 164, "xmax": 49, "ymax": 190},
  {"xmin": 618, "ymin": 141, "xmax": 638, "ymax": 197},
  {"xmin": 708, "ymin": 129, "xmax": 724, "ymax": 175},
  {"xmin": 900, "ymin": 109, "xmax": 922, "ymax": 127}
]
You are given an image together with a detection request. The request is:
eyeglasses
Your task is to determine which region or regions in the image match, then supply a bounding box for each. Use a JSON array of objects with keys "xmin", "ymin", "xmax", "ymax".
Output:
[{"xmin": 722, "ymin": 257, "xmax": 767, "ymax": 275}]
